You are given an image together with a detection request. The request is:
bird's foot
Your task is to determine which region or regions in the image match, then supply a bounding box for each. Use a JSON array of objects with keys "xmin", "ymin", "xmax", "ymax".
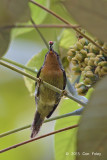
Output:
[
  {"xmin": 37, "ymin": 77, "xmax": 43, "ymax": 87},
  {"xmin": 61, "ymin": 90, "xmax": 67, "ymax": 97}
]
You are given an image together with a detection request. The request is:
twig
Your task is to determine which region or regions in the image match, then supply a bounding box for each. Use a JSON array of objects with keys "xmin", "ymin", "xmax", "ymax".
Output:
[
  {"xmin": 0, "ymin": 108, "xmax": 83, "ymax": 138},
  {"xmin": 30, "ymin": 18, "xmax": 49, "ymax": 49},
  {"xmin": 0, "ymin": 124, "xmax": 78, "ymax": 153},
  {"xmin": 0, "ymin": 60, "xmax": 87, "ymax": 106},
  {"xmin": 0, "ymin": 24, "xmax": 79, "ymax": 30},
  {"xmin": 30, "ymin": 0, "xmax": 107, "ymax": 54},
  {"xmin": 1, "ymin": 57, "xmax": 37, "ymax": 74},
  {"xmin": 30, "ymin": 0, "xmax": 76, "ymax": 27},
  {"xmin": 0, "ymin": 124, "xmax": 30, "ymax": 138}
]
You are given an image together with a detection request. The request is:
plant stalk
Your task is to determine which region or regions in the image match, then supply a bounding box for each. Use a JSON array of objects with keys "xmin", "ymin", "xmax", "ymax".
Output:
[
  {"xmin": 1, "ymin": 57, "xmax": 37, "ymax": 74},
  {"xmin": 0, "ymin": 124, "xmax": 78, "ymax": 153},
  {"xmin": 0, "ymin": 24, "xmax": 79, "ymax": 29},
  {"xmin": 30, "ymin": 0, "xmax": 107, "ymax": 54},
  {"xmin": 0, "ymin": 60, "xmax": 87, "ymax": 106},
  {"xmin": 0, "ymin": 108, "xmax": 83, "ymax": 138}
]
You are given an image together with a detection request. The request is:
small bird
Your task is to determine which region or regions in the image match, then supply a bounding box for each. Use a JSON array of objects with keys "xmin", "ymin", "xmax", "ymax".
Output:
[{"xmin": 31, "ymin": 41, "xmax": 66, "ymax": 138}]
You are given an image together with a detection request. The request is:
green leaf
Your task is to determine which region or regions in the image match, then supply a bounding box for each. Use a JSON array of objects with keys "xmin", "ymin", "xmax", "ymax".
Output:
[
  {"xmin": 51, "ymin": 0, "xmax": 77, "ymax": 25},
  {"xmin": 58, "ymin": 29, "xmax": 77, "ymax": 61},
  {"xmin": 30, "ymin": 0, "xmax": 49, "ymax": 24},
  {"xmin": 12, "ymin": 0, "xmax": 50, "ymax": 36},
  {"xmin": 59, "ymin": 29, "xmax": 77, "ymax": 50},
  {"xmin": 76, "ymin": 76, "xmax": 107, "ymax": 160},
  {"xmin": 55, "ymin": 99, "xmax": 80, "ymax": 160},
  {"xmin": 24, "ymin": 48, "xmax": 48, "ymax": 95},
  {"xmin": 0, "ymin": 0, "xmax": 30, "ymax": 26},
  {"xmin": 0, "ymin": 30, "xmax": 11, "ymax": 58},
  {"xmin": 55, "ymin": 29, "xmax": 77, "ymax": 69},
  {"xmin": 63, "ymin": 0, "xmax": 107, "ymax": 42}
]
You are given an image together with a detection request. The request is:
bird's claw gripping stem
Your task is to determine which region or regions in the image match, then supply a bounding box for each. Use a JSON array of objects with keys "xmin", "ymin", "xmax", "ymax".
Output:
[
  {"xmin": 61, "ymin": 90, "xmax": 67, "ymax": 97},
  {"xmin": 37, "ymin": 78, "xmax": 43, "ymax": 87}
]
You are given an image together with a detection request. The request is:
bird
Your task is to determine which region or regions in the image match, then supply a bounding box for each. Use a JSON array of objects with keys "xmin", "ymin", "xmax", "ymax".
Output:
[{"xmin": 31, "ymin": 41, "xmax": 66, "ymax": 138}]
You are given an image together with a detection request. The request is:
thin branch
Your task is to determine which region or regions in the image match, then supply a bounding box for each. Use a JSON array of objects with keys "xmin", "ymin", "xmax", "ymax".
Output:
[
  {"xmin": 0, "ymin": 3, "xmax": 105, "ymax": 53},
  {"xmin": 30, "ymin": 0, "xmax": 107, "ymax": 54},
  {"xmin": 30, "ymin": 18, "xmax": 49, "ymax": 49},
  {"xmin": 0, "ymin": 24, "xmax": 80, "ymax": 30},
  {"xmin": 0, "ymin": 124, "xmax": 78, "ymax": 153},
  {"xmin": 1, "ymin": 57, "xmax": 37, "ymax": 74},
  {"xmin": 0, "ymin": 108, "xmax": 83, "ymax": 138},
  {"xmin": 0, "ymin": 60, "xmax": 87, "ymax": 106},
  {"xmin": 0, "ymin": 124, "xmax": 30, "ymax": 138},
  {"xmin": 73, "ymin": 29, "xmax": 107, "ymax": 54},
  {"xmin": 30, "ymin": 0, "xmax": 75, "ymax": 27}
]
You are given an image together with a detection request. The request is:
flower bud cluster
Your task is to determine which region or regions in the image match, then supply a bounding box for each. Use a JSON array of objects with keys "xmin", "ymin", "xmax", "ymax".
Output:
[{"xmin": 67, "ymin": 38, "xmax": 107, "ymax": 95}]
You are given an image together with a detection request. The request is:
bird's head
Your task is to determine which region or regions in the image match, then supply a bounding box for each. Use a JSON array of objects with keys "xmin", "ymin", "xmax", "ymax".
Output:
[
  {"xmin": 49, "ymin": 41, "xmax": 54, "ymax": 52},
  {"xmin": 43, "ymin": 41, "xmax": 60, "ymax": 67}
]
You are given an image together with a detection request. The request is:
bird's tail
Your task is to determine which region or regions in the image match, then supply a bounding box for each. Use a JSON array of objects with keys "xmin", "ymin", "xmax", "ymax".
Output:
[{"xmin": 31, "ymin": 111, "xmax": 44, "ymax": 138}]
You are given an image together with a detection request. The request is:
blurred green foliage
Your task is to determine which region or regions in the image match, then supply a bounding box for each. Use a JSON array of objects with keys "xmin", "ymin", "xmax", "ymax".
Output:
[
  {"xmin": 13, "ymin": 0, "xmax": 50, "ymax": 36},
  {"xmin": 0, "ymin": 30, "xmax": 11, "ymax": 58},
  {"xmin": 1, "ymin": 0, "xmax": 106, "ymax": 160},
  {"xmin": 0, "ymin": 69, "xmax": 54, "ymax": 160},
  {"xmin": 63, "ymin": 0, "xmax": 107, "ymax": 42},
  {"xmin": 0, "ymin": 0, "xmax": 30, "ymax": 26},
  {"xmin": 55, "ymin": 99, "xmax": 80, "ymax": 160},
  {"xmin": 77, "ymin": 76, "xmax": 107, "ymax": 160},
  {"xmin": 0, "ymin": 0, "xmax": 76, "ymax": 159},
  {"xmin": 24, "ymin": 48, "xmax": 48, "ymax": 95}
]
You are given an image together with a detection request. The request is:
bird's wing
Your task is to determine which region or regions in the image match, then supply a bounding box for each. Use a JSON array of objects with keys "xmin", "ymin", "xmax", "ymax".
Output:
[
  {"xmin": 46, "ymin": 91, "xmax": 61, "ymax": 119},
  {"xmin": 54, "ymin": 51, "xmax": 67, "ymax": 90},
  {"xmin": 35, "ymin": 67, "xmax": 42, "ymax": 104},
  {"xmin": 46, "ymin": 102, "xmax": 59, "ymax": 118},
  {"xmin": 62, "ymin": 69, "xmax": 67, "ymax": 90},
  {"xmin": 46, "ymin": 68, "xmax": 66, "ymax": 118}
]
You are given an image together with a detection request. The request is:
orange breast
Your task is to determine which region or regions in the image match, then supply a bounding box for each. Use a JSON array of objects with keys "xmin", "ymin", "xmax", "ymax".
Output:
[{"xmin": 40, "ymin": 52, "xmax": 63, "ymax": 89}]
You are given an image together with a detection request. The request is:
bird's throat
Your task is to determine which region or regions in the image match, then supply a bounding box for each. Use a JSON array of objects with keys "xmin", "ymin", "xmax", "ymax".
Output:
[{"xmin": 44, "ymin": 52, "xmax": 60, "ymax": 70}]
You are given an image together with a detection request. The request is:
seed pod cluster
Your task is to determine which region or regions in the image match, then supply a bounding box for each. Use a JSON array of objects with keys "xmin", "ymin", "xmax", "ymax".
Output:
[{"xmin": 67, "ymin": 38, "xmax": 107, "ymax": 95}]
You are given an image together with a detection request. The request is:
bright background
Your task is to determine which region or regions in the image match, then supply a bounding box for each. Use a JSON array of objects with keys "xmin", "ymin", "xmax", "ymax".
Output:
[
  {"xmin": 0, "ymin": 29, "xmax": 56, "ymax": 160},
  {"xmin": 0, "ymin": 0, "xmax": 79, "ymax": 160}
]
